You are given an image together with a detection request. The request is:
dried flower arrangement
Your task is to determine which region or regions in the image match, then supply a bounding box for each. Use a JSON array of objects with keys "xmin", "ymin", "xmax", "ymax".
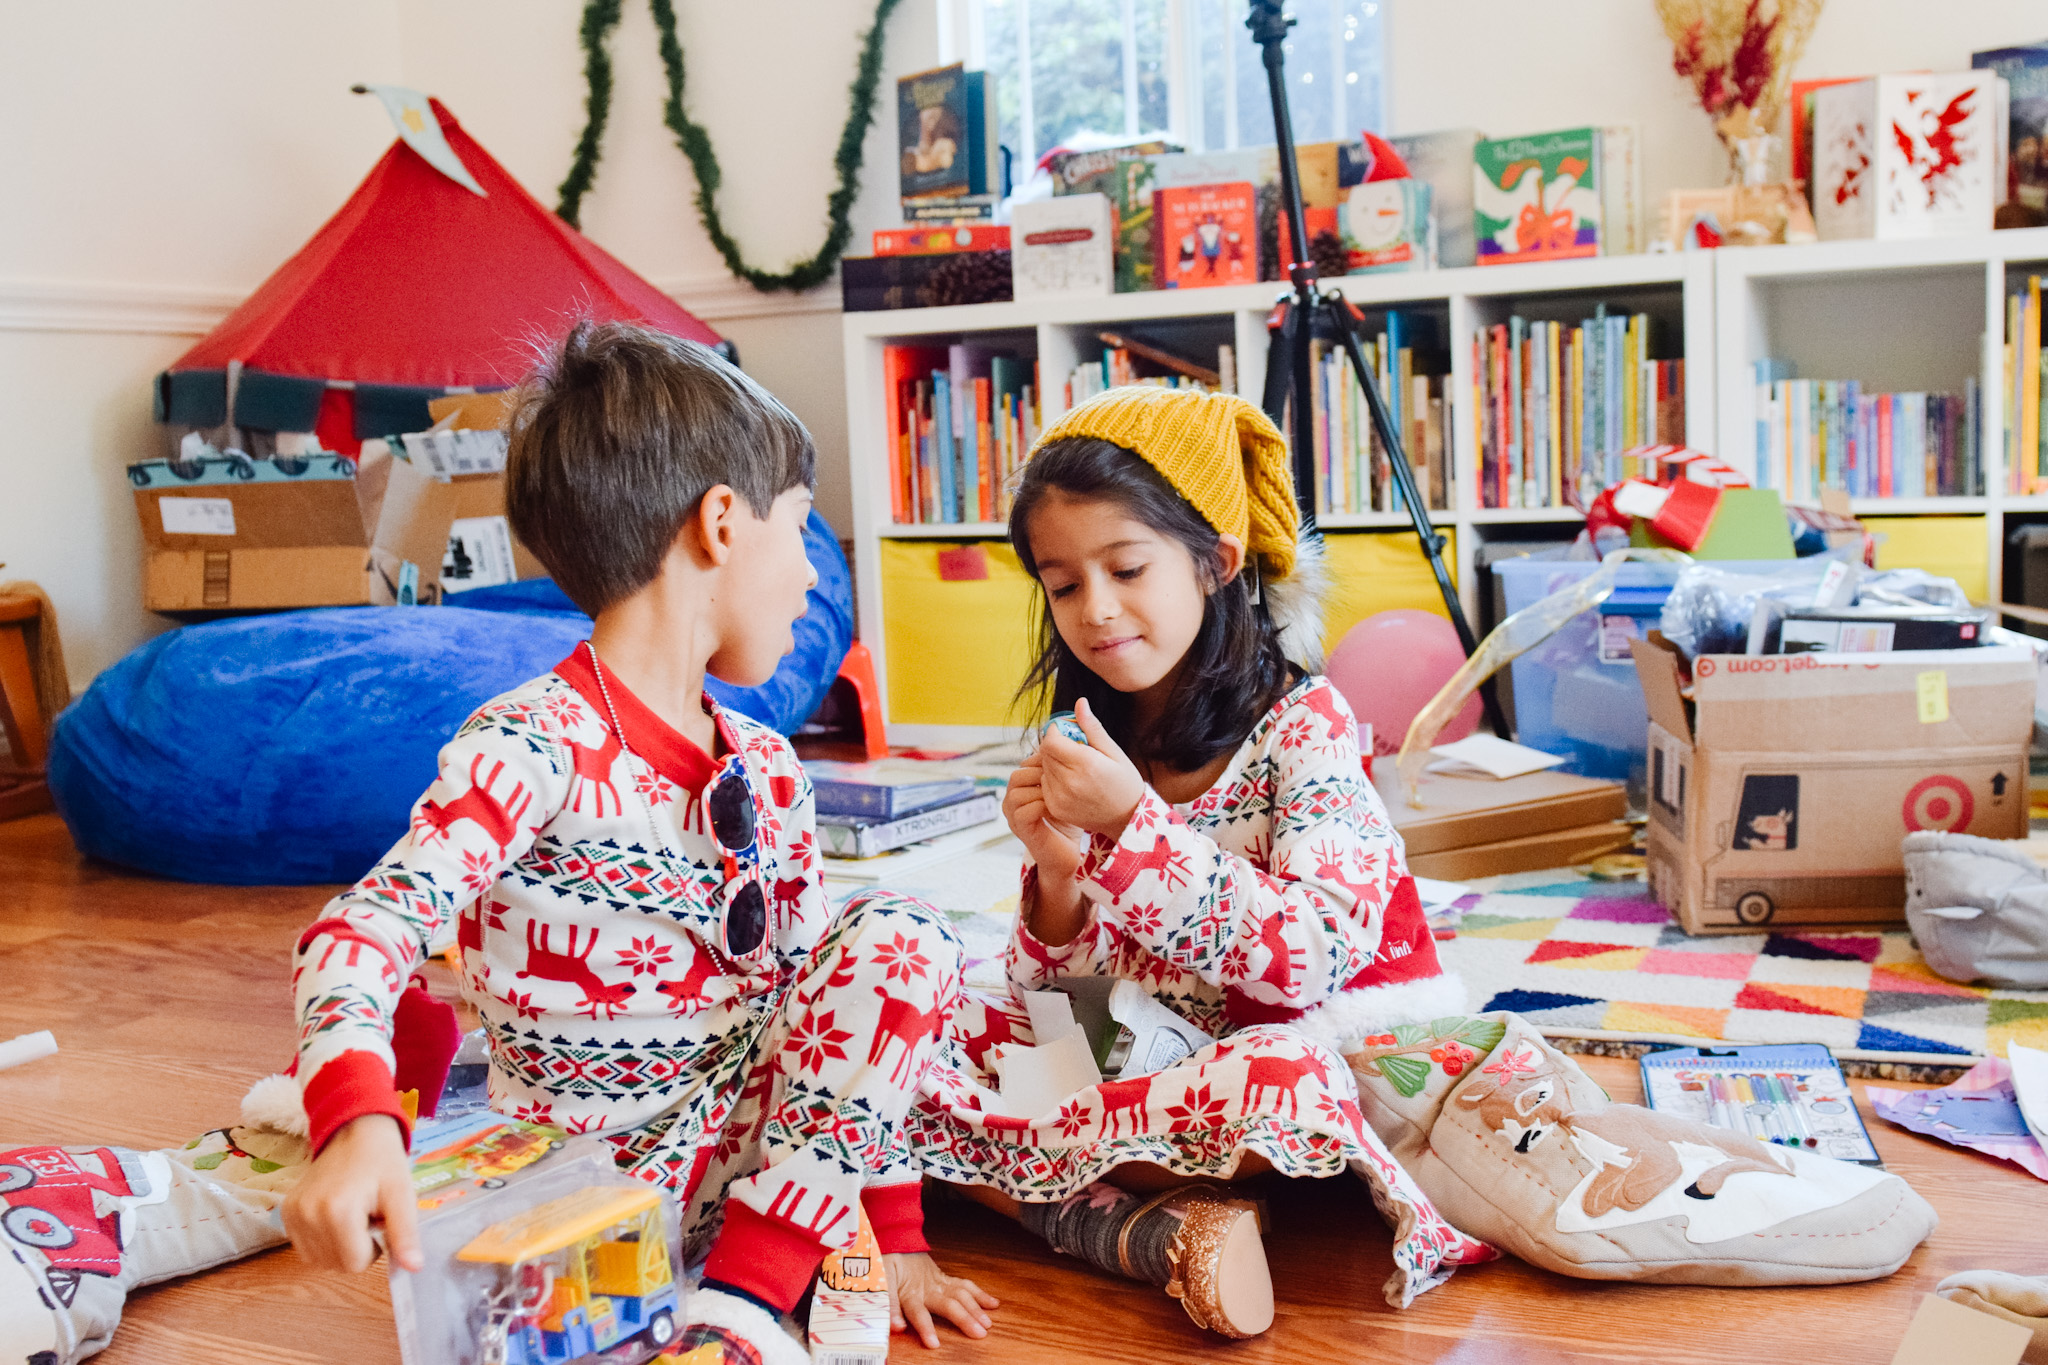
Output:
[{"xmin": 1656, "ymin": 0, "xmax": 1825, "ymax": 145}]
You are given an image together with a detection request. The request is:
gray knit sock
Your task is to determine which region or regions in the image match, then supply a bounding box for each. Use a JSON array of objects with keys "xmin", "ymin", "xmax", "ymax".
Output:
[{"xmin": 1020, "ymin": 1182, "xmax": 1177, "ymax": 1286}]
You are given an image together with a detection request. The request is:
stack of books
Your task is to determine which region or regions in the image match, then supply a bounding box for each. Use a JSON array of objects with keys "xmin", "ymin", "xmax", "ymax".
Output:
[
  {"xmin": 842, "ymin": 63, "xmax": 1011, "ymax": 313},
  {"xmin": 1752, "ymin": 363, "xmax": 1982, "ymax": 502},
  {"xmin": 810, "ymin": 760, "xmax": 1002, "ymax": 860},
  {"xmin": 881, "ymin": 343, "xmax": 1043, "ymax": 525},
  {"xmin": 1475, "ymin": 306, "xmax": 1682, "ymax": 510}
]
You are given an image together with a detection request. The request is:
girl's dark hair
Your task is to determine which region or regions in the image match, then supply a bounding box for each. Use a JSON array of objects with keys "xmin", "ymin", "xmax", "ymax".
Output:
[{"xmin": 1010, "ymin": 436, "xmax": 1293, "ymax": 773}]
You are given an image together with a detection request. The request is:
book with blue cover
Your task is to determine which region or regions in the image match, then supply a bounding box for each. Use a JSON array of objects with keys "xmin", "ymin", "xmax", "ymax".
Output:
[{"xmin": 806, "ymin": 759, "xmax": 979, "ymax": 820}]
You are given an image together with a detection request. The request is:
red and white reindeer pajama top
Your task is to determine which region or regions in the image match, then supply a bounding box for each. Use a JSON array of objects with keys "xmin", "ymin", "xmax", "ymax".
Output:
[
  {"xmin": 291, "ymin": 649, "xmax": 965, "ymax": 1309},
  {"xmin": 906, "ymin": 675, "xmax": 1496, "ymax": 1307}
]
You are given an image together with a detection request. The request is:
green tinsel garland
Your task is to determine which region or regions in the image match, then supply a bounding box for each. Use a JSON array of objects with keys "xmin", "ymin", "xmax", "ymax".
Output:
[{"xmin": 556, "ymin": 0, "xmax": 903, "ymax": 294}]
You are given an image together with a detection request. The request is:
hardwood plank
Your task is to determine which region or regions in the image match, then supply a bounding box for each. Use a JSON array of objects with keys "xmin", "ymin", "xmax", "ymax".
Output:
[{"xmin": 4, "ymin": 812, "xmax": 2045, "ymax": 1364}]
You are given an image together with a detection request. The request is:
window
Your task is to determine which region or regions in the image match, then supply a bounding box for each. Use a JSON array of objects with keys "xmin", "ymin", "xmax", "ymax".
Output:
[{"xmin": 947, "ymin": 0, "xmax": 1386, "ymax": 172}]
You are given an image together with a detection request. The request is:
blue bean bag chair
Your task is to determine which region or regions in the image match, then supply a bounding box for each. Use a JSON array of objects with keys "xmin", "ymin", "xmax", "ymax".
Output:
[{"xmin": 50, "ymin": 510, "xmax": 852, "ymax": 885}]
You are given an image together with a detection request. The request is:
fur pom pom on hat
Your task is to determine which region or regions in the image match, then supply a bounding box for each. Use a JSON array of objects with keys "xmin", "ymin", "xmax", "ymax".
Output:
[{"xmin": 1034, "ymin": 386, "xmax": 1301, "ymax": 580}]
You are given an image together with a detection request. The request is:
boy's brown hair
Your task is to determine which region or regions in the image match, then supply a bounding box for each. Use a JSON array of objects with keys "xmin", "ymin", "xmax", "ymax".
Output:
[{"xmin": 504, "ymin": 320, "xmax": 816, "ymax": 615}]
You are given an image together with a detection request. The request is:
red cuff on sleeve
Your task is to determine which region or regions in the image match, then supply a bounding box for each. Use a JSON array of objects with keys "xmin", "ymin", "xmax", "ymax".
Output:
[
  {"xmin": 702, "ymin": 1200, "xmax": 833, "ymax": 1315},
  {"xmin": 863, "ymin": 1182, "xmax": 928, "ymax": 1255},
  {"xmin": 302, "ymin": 1050, "xmax": 412, "ymax": 1156}
]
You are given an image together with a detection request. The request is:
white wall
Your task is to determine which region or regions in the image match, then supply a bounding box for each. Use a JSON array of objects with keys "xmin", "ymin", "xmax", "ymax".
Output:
[{"xmin": 8, "ymin": 0, "xmax": 2048, "ymax": 689}]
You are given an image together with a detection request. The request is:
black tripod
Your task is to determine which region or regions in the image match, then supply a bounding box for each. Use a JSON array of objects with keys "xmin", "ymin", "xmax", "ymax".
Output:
[{"xmin": 1247, "ymin": 0, "xmax": 1508, "ymax": 739}]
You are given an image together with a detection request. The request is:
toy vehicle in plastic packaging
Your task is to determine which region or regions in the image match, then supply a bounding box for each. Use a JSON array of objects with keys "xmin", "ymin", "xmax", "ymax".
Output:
[{"xmin": 459, "ymin": 1184, "xmax": 680, "ymax": 1365}]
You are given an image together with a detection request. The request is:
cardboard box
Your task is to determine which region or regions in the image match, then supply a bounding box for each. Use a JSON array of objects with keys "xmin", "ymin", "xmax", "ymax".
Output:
[
  {"xmin": 1407, "ymin": 820, "xmax": 1636, "ymax": 881},
  {"xmin": 1370, "ymin": 757, "xmax": 1628, "ymax": 856},
  {"xmin": 131, "ymin": 450, "xmax": 462, "ymax": 611},
  {"xmin": 1632, "ymin": 637, "xmax": 2033, "ymax": 934}
]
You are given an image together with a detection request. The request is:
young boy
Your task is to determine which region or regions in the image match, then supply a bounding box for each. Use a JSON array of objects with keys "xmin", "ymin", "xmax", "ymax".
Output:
[{"xmin": 283, "ymin": 321, "xmax": 996, "ymax": 1362}]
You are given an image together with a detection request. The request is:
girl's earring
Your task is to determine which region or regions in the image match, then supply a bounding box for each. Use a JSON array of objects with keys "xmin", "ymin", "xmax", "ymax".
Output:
[{"xmin": 1247, "ymin": 561, "xmax": 1262, "ymax": 605}]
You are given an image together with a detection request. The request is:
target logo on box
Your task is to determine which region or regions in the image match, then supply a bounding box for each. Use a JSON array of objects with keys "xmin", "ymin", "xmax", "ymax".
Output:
[{"xmin": 1902, "ymin": 775, "xmax": 1975, "ymax": 833}]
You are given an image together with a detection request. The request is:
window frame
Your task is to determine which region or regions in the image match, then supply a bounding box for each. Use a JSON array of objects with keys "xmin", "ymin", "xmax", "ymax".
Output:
[{"xmin": 938, "ymin": 0, "xmax": 1385, "ymax": 169}]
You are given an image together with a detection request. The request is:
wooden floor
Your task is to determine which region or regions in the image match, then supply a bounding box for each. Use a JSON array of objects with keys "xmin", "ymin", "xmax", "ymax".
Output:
[{"xmin": 6, "ymin": 810, "xmax": 2047, "ymax": 1364}]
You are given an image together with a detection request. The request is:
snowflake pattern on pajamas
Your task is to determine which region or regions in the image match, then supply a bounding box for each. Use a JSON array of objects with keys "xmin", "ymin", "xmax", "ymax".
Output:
[
  {"xmin": 905, "ymin": 676, "xmax": 1493, "ymax": 1308},
  {"xmin": 290, "ymin": 652, "xmax": 961, "ymax": 1261}
]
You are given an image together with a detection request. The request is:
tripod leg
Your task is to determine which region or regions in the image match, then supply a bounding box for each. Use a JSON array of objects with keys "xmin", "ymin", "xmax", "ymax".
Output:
[{"xmin": 1325, "ymin": 295, "xmax": 1511, "ymax": 740}]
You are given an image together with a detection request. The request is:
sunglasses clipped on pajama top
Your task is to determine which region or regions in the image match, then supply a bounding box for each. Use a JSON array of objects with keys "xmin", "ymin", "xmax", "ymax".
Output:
[
  {"xmin": 580, "ymin": 640, "xmax": 770, "ymax": 963},
  {"xmin": 705, "ymin": 754, "xmax": 768, "ymax": 960}
]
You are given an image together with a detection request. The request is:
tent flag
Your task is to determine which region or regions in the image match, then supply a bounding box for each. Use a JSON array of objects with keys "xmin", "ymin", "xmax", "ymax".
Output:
[{"xmin": 355, "ymin": 84, "xmax": 486, "ymax": 196}]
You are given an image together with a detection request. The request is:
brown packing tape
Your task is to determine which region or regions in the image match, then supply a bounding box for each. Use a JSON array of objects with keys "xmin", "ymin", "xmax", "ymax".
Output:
[
  {"xmin": 144, "ymin": 547, "xmax": 381, "ymax": 611},
  {"xmin": 426, "ymin": 391, "xmax": 514, "ymax": 430},
  {"xmin": 1687, "ymin": 651, "xmax": 2036, "ymax": 753}
]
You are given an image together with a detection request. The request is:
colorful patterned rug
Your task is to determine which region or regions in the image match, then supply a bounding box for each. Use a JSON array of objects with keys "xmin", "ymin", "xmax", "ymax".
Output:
[
  {"xmin": 832, "ymin": 840, "xmax": 2048, "ymax": 1068},
  {"xmin": 1436, "ymin": 871, "xmax": 2048, "ymax": 1066}
]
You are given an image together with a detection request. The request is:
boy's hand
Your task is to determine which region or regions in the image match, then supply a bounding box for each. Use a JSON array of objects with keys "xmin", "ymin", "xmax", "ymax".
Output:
[
  {"xmin": 885, "ymin": 1251, "xmax": 998, "ymax": 1349},
  {"xmin": 1036, "ymin": 698, "xmax": 1145, "ymax": 840},
  {"xmin": 283, "ymin": 1113, "xmax": 422, "ymax": 1274},
  {"xmin": 1003, "ymin": 754, "xmax": 1087, "ymax": 881}
]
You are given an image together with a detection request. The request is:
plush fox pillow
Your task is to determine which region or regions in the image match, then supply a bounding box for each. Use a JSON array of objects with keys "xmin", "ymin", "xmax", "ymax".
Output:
[{"xmin": 1349, "ymin": 1017, "xmax": 1937, "ymax": 1286}]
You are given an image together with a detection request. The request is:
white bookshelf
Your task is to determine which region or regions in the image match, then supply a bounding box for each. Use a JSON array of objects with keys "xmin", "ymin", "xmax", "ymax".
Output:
[
  {"xmin": 1714, "ymin": 225, "xmax": 2048, "ymax": 611},
  {"xmin": 842, "ymin": 231, "xmax": 2048, "ymax": 741}
]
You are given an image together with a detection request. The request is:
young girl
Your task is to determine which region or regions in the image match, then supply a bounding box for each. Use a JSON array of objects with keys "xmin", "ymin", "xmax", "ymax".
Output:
[{"xmin": 902, "ymin": 387, "xmax": 1494, "ymax": 1336}]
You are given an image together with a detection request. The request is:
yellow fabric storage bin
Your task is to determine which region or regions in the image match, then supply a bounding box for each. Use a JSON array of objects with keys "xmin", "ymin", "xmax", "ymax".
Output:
[
  {"xmin": 1319, "ymin": 529, "xmax": 1458, "ymax": 648},
  {"xmin": 1861, "ymin": 516, "xmax": 1988, "ymax": 605},
  {"xmin": 881, "ymin": 539, "xmax": 1040, "ymax": 728}
]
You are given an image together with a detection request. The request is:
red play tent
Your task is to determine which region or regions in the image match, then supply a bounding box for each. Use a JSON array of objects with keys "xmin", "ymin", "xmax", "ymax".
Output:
[{"xmin": 158, "ymin": 98, "xmax": 722, "ymax": 453}]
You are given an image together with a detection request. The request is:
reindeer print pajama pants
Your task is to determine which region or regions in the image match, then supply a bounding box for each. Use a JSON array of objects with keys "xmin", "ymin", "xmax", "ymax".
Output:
[{"xmin": 895, "ymin": 675, "xmax": 1499, "ymax": 1308}]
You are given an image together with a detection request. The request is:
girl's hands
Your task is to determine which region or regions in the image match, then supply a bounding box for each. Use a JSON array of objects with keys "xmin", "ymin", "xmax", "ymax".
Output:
[
  {"xmin": 1035, "ymin": 698, "xmax": 1144, "ymax": 840},
  {"xmin": 884, "ymin": 1251, "xmax": 999, "ymax": 1348},
  {"xmin": 282, "ymin": 1114, "xmax": 422, "ymax": 1274},
  {"xmin": 1002, "ymin": 756, "xmax": 1087, "ymax": 882}
]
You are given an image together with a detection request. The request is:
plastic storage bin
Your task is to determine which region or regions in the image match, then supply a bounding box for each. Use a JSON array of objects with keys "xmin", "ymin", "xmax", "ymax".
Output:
[{"xmin": 1493, "ymin": 558, "xmax": 1686, "ymax": 784}]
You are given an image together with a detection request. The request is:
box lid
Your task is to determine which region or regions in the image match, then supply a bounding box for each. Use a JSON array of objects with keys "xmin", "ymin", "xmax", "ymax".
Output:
[
  {"xmin": 1686, "ymin": 646, "xmax": 2035, "ymax": 752},
  {"xmin": 1368, "ymin": 757, "xmax": 1628, "ymax": 855}
]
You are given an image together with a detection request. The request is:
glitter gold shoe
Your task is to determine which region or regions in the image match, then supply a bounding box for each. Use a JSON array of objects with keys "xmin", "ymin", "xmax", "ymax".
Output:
[{"xmin": 1142, "ymin": 1187, "xmax": 1274, "ymax": 1339}]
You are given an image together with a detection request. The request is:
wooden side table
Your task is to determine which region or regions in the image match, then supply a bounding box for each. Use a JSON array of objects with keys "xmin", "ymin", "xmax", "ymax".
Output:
[{"xmin": 0, "ymin": 593, "xmax": 53, "ymax": 820}]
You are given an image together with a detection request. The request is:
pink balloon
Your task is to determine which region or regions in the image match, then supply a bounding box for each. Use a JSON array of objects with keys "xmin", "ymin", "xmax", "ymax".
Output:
[{"xmin": 1325, "ymin": 609, "xmax": 1480, "ymax": 758}]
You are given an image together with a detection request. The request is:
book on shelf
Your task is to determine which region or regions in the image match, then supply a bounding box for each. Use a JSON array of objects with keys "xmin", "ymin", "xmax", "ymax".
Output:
[
  {"xmin": 1011, "ymin": 193, "xmax": 1115, "ymax": 299},
  {"xmin": 1388, "ymin": 128, "xmax": 1482, "ymax": 269},
  {"xmin": 882, "ymin": 343, "xmax": 1041, "ymax": 526},
  {"xmin": 1473, "ymin": 127, "xmax": 1603, "ymax": 264},
  {"xmin": 1788, "ymin": 76, "xmax": 1867, "ymax": 203},
  {"xmin": 806, "ymin": 759, "xmax": 980, "ymax": 820},
  {"xmin": 901, "ymin": 193, "xmax": 1000, "ymax": 223},
  {"xmin": 1152, "ymin": 182, "xmax": 1257, "ymax": 289},
  {"xmin": 819, "ymin": 791, "xmax": 1001, "ymax": 859},
  {"xmin": 1062, "ymin": 341, "xmax": 1231, "ymax": 410},
  {"xmin": 1337, "ymin": 178, "xmax": 1432, "ymax": 273},
  {"xmin": 1975, "ymin": 42, "xmax": 2048, "ymax": 224},
  {"xmin": 1812, "ymin": 73, "xmax": 1998, "ymax": 240},
  {"xmin": 1598, "ymin": 125, "xmax": 1642, "ymax": 255},
  {"xmin": 842, "ymin": 253, "xmax": 1013, "ymax": 312},
  {"xmin": 897, "ymin": 63, "xmax": 1001, "ymax": 204},
  {"xmin": 1473, "ymin": 306, "xmax": 1682, "ymax": 509},
  {"xmin": 2006, "ymin": 275, "xmax": 2048, "ymax": 492},
  {"xmin": 873, "ymin": 224, "xmax": 1010, "ymax": 256},
  {"xmin": 1048, "ymin": 140, "xmax": 1181, "ymax": 294},
  {"xmin": 1751, "ymin": 361, "xmax": 1981, "ymax": 502},
  {"xmin": 1281, "ymin": 311, "xmax": 1451, "ymax": 517}
]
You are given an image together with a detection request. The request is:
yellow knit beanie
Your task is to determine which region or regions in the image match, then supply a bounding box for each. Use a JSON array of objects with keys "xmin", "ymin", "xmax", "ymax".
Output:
[{"xmin": 1030, "ymin": 387, "xmax": 1300, "ymax": 579}]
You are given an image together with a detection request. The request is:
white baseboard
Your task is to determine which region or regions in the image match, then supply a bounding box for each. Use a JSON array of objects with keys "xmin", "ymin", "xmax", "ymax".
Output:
[{"xmin": 0, "ymin": 272, "xmax": 841, "ymax": 339}]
